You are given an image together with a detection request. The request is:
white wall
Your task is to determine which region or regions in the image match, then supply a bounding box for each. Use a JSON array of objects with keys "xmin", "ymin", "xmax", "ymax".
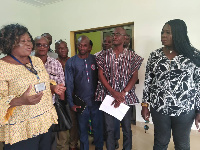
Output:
[
  {"xmin": 1, "ymin": 0, "xmax": 200, "ymax": 129},
  {"xmin": 0, "ymin": 0, "xmax": 41, "ymax": 40},
  {"xmin": 40, "ymin": 0, "xmax": 200, "ymax": 129}
]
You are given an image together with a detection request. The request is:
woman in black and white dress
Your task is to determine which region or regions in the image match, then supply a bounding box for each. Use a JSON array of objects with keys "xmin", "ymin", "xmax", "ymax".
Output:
[{"xmin": 141, "ymin": 19, "xmax": 200, "ymax": 150}]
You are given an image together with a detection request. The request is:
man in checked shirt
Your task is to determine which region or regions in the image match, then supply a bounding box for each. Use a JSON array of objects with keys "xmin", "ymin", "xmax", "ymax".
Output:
[{"xmin": 34, "ymin": 36, "xmax": 66, "ymax": 150}]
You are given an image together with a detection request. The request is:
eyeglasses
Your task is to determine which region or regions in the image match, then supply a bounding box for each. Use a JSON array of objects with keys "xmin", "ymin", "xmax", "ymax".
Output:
[
  {"xmin": 35, "ymin": 43, "xmax": 49, "ymax": 48},
  {"xmin": 111, "ymin": 33, "xmax": 126, "ymax": 37}
]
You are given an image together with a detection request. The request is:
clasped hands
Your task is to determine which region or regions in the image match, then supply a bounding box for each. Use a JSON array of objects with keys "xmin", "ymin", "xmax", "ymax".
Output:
[
  {"xmin": 72, "ymin": 90, "xmax": 126, "ymax": 111},
  {"xmin": 111, "ymin": 90, "xmax": 126, "ymax": 108}
]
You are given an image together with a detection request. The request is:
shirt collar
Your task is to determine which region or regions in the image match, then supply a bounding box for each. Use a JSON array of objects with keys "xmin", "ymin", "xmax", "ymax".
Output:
[
  {"xmin": 111, "ymin": 48, "xmax": 128, "ymax": 57},
  {"xmin": 45, "ymin": 56, "xmax": 54, "ymax": 65}
]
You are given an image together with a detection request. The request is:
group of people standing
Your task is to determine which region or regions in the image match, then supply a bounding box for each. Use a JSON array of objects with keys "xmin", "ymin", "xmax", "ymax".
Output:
[{"xmin": 0, "ymin": 18, "xmax": 200, "ymax": 150}]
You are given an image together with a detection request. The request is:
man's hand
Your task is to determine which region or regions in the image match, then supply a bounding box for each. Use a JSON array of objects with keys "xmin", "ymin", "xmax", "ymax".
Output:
[
  {"xmin": 111, "ymin": 91, "xmax": 125, "ymax": 103},
  {"xmin": 111, "ymin": 100, "xmax": 121, "ymax": 108},
  {"xmin": 195, "ymin": 113, "xmax": 200, "ymax": 132},
  {"xmin": 141, "ymin": 106, "xmax": 150, "ymax": 122},
  {"xmin": 71, "ymin": 105, "xmax": 81, "ymax": 112}
]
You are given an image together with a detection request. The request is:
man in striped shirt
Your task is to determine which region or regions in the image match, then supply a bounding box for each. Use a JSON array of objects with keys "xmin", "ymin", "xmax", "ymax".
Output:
[{"xmin": 95, "ymin": 27, "xmax": 143, "ymax": 150}]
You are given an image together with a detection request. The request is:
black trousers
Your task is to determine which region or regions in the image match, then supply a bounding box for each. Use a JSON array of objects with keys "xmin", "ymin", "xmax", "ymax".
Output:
[
  {"xmin": 104, "ymin": 107, "xmax": 132, "ymax": 150},
  {"xmin": 151, "ymin": 107, "xmax": 195, "ymax": 150},
  {"xmin": 4, "ymin": 127, "xmax": 52, "ymax": 150},
  {"xmin": 77, "ymin": 103, "xmax": 103, "ymax": 150}
]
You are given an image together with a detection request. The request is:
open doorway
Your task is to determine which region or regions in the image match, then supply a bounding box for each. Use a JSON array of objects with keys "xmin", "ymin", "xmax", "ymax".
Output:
[
  {"xmin": 70, "ymin": 22, "xmax": 134, "ymax": 56},
  {"xmin": 69, "ymin": 22, "xmax": 136, "ymax": 125}
]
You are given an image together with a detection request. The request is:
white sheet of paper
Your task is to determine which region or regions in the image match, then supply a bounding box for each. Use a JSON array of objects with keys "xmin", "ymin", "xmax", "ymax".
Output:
[{"xmin": 99, "ymin": 95, "xmax": 130, "ymax": 121}]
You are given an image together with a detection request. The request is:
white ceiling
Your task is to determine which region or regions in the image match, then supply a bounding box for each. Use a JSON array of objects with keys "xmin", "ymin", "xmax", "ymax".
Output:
[{"xmin": 16, "ymin": 0, "xmax": 65, "ymax": 7}]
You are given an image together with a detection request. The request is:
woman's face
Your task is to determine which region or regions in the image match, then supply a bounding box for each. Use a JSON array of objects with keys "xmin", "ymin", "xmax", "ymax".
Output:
[
  {"xmin": 161, "ymin": 24, "xmax": 173, "ymax": 47},
  {"xmin": 12, "ymin": 32, "xmax": 33, "ymax": 57},
  {"xmin": 35, "ymin": 37, "xmax": 49, "ymax": 56}
]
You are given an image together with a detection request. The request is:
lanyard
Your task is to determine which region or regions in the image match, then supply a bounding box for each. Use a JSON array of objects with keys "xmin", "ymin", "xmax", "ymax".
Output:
[{"xmin": 10, "ymin": 54, "xmax": 40, "ymax": 80}]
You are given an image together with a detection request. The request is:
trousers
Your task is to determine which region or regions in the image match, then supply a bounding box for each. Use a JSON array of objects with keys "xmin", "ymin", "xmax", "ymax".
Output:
[
  {"xmin": 77, "ymin": 102, "xmax": 103, "ymax": 150},
  {"xmin": 151, "ymin": 107, "xmax": 195, "ymax": 150},
  {"xmin": 104, "ymin": 107, "xmax": 132, "ymax": 150},
  {"xmin": 4, "ymin": 127, "xmax": 52, "ymax": 150}
]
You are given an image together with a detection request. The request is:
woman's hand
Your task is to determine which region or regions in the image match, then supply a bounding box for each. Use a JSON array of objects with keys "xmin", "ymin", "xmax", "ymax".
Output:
[
  {"xmin": 10, "ymin": 85, "xmax": 43, "ymax": 107},
  {"xmin": 51, "ymin": 83, "xmax": 66, "ymax": 96},
  {"xmin": 141, "ymin": 106, "xmax": 150, "ymax": 121},
  {"xmin": 195, "ymin": 113, "xmax": 200, "ymax": 132}
]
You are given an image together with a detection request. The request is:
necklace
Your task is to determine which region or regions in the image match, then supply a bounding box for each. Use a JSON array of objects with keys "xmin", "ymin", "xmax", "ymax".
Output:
[{"xmin": 166, "ymin": 47, "xmax": 173, "ymax": 54}]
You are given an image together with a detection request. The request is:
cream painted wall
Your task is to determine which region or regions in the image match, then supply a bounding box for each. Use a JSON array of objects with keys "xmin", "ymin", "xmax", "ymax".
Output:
[
  {"xmin": 0, "ymin": 0, "xmax": 41, "ymax": 40},
  {"xmin": 40, "ymin": 0, "xmax": 200, "ymax": 129},
  {"xmin": 1, "ymin": 0, "xmax": 200, "ymax": 129}
]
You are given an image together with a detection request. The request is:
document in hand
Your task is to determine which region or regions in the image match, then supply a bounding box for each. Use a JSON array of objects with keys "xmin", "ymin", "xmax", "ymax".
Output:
[{"xmin": 99, "ymin": 95, "xmax": 130, "ymax": 121}]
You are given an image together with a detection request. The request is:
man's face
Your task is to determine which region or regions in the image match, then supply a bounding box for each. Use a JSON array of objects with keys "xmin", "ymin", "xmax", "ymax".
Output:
[
  {"xmin": 77, "ymin": 38, "xmax": 90, "ymax": 55},
  {"xmin": 56, "ymin": 42, "xmax": 68, "ymax": 59},
  {"xmin": 103, "ymin": 36, "xmax": 112, "ymax": 50},
  {"xmin": 112, "ymin": 28, "xmax": 126, "ymax": 46},
  {"xmin": 35, "ymin": 38, "xmax": 49, "ymax": 56}
]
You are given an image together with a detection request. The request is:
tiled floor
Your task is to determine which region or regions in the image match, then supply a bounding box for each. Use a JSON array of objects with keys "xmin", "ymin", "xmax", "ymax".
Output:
[
  {"xmin": 88, "ymin": 122, "xmax": 200, "ymax": 150},
  {"xmin": 1, "ymin": 122, "xmax": 199, "ymax": 150}
]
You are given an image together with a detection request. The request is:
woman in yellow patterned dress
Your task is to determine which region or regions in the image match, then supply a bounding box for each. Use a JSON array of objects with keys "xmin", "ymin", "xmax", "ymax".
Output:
[{"xmin": 0, "ymin": 24, "xmax": 64, "ymax": 150}]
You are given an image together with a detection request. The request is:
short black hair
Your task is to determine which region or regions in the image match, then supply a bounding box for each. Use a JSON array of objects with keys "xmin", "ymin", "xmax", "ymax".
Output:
[
  {"xmin": 89, "ymin": 40, "xmax": 93, "ymax": 47},
  {"xmin": 55, "ymin": 39, "xmax": 67, "ymax": 50},
  {"xmin": 0, "ymin": 24, "xmax": 33, "ymax": 55},
  {"xmin": 41, "ymin": 33, "xmax": 52, "ymax": 37}
]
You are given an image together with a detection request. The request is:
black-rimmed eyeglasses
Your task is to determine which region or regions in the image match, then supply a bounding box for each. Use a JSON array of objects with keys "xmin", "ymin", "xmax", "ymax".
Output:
[
  {"xmin": 35, "ymin": 43, "xmax": 49, "ymax": 48},
  {"xmin": 111, "ymin": 33, "xmax": 126, "ymax": 37}
]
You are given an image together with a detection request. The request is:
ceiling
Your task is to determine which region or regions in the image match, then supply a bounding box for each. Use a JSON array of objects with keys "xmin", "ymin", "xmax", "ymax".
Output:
[{"xmin": 16, "ymin": 0, "xmax": 65, "ymax": 7}]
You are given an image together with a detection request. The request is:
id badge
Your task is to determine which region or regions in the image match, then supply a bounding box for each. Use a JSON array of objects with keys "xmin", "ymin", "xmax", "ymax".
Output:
[{"xmin": 34, "ymin": 82, "xmax": 46, "ymax": 93}]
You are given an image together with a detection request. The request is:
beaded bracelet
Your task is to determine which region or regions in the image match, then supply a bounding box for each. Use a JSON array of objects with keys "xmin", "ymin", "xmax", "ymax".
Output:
[{"xmin": 141, "ymin": 103, "xmax": 149, "ymax": 107}]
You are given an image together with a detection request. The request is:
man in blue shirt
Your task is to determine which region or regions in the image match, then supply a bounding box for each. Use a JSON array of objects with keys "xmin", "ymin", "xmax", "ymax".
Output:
[{"xmin": 65, "ymin": 35, "xmax": 103, "ymax": 150}]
